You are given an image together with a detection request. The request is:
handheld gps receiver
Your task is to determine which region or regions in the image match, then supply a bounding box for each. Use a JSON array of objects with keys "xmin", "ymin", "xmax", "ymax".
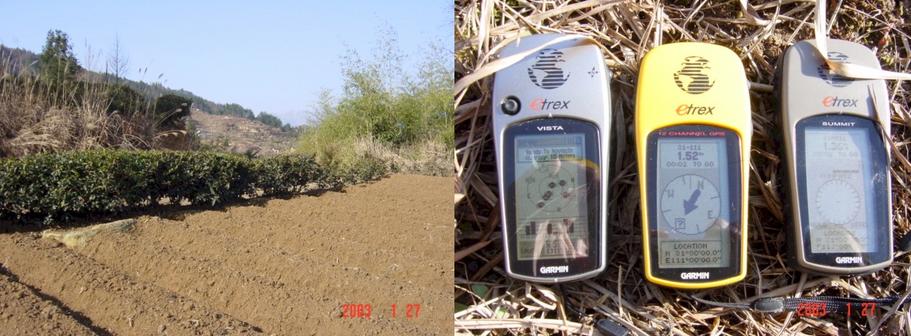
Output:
[
  {"xmin": 491, "ymin": 34, "xmax": 611, "ymax": 283},
  {"xmin": 635, "ymin": 43, "xmax": 752, "ymax": 288},
  {"xmin": 778, "ymin": 39, "xmax": 893, "ymax": 274}
]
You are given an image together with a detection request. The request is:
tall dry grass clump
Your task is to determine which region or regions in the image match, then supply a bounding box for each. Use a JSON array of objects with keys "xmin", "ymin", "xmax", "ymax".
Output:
[
  {"xmin": 0, "ymin": 39, "xmax": 188, "ymax": 157},
  {"xmin": 0, "ymin": 62, "xmax": 158, "ymax": 156},
  {"xmin": 454, "ymin": 1, "xmax": 911, "ymax": 335},
  {"xmin": 350, "ymin": 137, "xmax": 452, "ymax": 176}
]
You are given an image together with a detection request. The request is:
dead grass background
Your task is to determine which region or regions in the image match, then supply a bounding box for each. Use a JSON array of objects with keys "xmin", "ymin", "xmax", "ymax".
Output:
[{"xmin": 454, "ymin": 1, "xmax": 911, "ymax": 335}]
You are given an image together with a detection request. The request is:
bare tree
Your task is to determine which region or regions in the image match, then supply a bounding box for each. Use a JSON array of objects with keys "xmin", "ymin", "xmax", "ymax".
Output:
[{"xmin": 105, "ymin": 35, "xmax": 129, "ymax": 81}]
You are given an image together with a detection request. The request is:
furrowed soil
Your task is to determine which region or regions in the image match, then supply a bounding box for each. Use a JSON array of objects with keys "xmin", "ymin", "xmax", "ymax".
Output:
[{"xmin": 0, "ymin": 175, "xmax": 452, "ymax": 335}]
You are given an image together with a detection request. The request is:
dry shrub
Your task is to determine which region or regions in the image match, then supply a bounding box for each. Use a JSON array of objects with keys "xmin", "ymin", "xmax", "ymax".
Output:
[
  {"xmin": 351, "ymin": 137, "xmax": 452, "ymax": 176},
  {"xmin": 454, "ymin": 1, "xmax": 911, "ymax": 335},
  {"xmin": 0, "ymin": 61, "xmax": 161, "ymax": 157},
  {"xmin": 358, "ymin": 137, "xmax": 451, "ymax": 176}
]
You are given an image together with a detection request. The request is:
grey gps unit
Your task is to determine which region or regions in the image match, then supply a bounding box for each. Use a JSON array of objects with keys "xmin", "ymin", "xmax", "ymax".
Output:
[
  {"xmin": 492, "ymin": 34, "xmax": 611, "ymax": 282},
  {"xmin": 777, "ymin": 39, "xmax": 893, "ymax": 274}
]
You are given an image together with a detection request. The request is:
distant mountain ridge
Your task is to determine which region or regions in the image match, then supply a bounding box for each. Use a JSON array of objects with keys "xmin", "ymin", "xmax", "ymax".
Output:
[{"xmin": 0, "ymin": 44, "xmax": 289, "ymax": 129}]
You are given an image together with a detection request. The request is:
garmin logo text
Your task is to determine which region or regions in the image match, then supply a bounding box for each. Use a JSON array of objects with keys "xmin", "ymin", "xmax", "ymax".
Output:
[
  {"xmin": 680, "ymin": 272, "xmax": 710, "ymax": 280},
  {"xmin": 676, "ymin": 104, "xmax": 715, "ymax": 116},
  {"xmin": 821, "ymin": 121, "xmax": 856, "ymax": 127},
  {"xmin": 536, "ymin": 125, "xmax": 565, "ymax": 132},
  {"xmin": 822, "ymin": 96, "xmax": 858, "ymax": 108},
  {"xmin": 540, "ymin": 265, "xmax": 569, "ymax": 274},
  {"xmin": 836, "ymin": 256, "xmax": 863, "ymax": 264},
  {"xmin": 530, "ymin": 98, "xmax": 570, "ymax": 111}
]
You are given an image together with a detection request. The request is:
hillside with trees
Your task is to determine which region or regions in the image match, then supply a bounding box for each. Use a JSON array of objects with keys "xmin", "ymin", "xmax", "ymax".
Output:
[
  {"xmin": 0, "ymin": 31, "xmax": 291, "ymax": 129},
  {"xmin": 0, "ymin": 29, "xmax": 293, "ymax": 157}
]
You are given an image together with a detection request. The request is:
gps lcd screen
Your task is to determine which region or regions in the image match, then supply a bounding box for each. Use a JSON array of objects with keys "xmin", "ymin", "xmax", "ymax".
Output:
[
  {"xmin": 804, "ymin": 127, "xmax": 877, "ymax": 253},
  {"xmin": 656, "ymin": 137, "xmax": 730, "ymax": 269},
  {"xmin": 514, "ymin": 133, "xmax": 589, "ymax": 261}
]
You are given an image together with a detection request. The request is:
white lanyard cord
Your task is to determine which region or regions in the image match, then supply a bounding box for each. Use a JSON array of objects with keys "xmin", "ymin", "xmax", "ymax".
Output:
[{"xmin": 812, "ymin": 0, "xmax": 911, "ymax": 80}]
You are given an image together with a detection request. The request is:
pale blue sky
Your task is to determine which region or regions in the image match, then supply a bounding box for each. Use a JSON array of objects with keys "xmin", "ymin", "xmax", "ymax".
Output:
[{"xmin": 0, "ymin": 1, "xmax": 453, "ymax": 126}]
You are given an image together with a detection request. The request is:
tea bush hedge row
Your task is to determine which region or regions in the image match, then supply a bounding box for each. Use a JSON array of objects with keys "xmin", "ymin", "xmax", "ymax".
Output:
[{"xmin": 0, "ymin": 150, "xmax": 341, "ymax": 223}]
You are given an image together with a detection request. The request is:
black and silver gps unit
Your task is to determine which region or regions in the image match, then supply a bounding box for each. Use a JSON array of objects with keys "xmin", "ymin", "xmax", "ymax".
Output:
[
  {"xmin": 778, "ymin": 39, "xmax": 893, "ymax": 274},
  {"xmin": 491, "ymin": 34, "xmax": 611, "ymax": 283}
]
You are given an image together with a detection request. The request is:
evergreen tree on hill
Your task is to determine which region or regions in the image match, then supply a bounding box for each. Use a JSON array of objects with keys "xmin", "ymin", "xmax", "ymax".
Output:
[
  {"xmin": 256, "ymin": 112, "xmax": 285, "ymax": 129},
  {"xmin": 38, "ymin": 29, "xmax": 80, "ymax": 84}
]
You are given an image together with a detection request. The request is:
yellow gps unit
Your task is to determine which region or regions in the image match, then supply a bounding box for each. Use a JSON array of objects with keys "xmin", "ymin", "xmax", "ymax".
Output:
[{"xmin": 635, "ymin": 43, "xmax": 752, "ymax": 288}]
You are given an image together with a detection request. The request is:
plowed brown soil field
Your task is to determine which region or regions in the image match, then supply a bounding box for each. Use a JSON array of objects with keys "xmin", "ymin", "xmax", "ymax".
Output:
[{"xmin": 0, "ymin": 175, "xmax": 452, "ymax": 335}]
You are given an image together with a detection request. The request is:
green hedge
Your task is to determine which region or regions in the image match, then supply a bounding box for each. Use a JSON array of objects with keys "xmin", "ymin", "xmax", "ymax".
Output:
[{"xmin": 0, "ymin": 150, "xmax": 338, "ymax": 223}]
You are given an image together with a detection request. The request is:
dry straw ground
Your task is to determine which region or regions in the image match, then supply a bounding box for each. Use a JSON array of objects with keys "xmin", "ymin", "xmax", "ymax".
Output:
[{"xmin": 454, "ymin": 0, "xmax": 911, "ymax": 335}]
